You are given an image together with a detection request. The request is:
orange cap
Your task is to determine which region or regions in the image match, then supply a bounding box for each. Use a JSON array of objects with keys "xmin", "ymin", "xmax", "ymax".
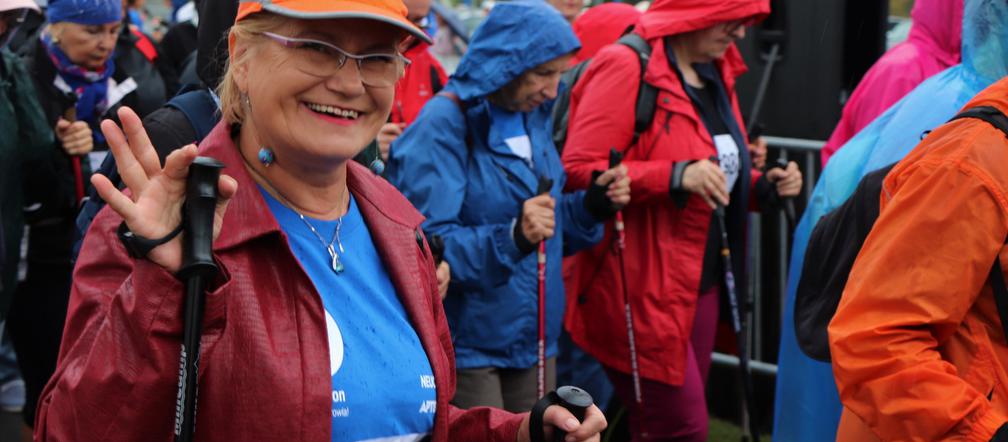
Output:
[{"xmin": 236, "ymin": 0, "xmax": 431, "ymax": 44}]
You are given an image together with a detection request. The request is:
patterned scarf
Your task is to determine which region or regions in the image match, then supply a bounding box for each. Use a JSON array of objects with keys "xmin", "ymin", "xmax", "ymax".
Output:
[{"xmin": 41, "ymin": 31, "xmax": 115, "ymax": 139}]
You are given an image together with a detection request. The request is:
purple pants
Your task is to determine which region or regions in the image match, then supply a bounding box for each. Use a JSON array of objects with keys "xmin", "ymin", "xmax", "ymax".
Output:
[{"xmin": 605, "ymin": 287, "xmax": 719, "ymax": 442}]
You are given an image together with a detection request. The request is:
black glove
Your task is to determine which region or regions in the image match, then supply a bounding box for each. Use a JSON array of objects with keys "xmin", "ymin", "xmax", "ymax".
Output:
[
  {"xmin": 584, "ymin": 170, "xmax": 619, "ymax": 221},
  {"xmin": 513, "ymin": 214, "xmax": 537, "ymax": 255}
]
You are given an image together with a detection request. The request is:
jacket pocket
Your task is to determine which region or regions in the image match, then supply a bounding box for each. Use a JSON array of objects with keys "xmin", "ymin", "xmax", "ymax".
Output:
[{"xmin": 960, "ymin": 316, "xmax": 1001, "ymax": 406}]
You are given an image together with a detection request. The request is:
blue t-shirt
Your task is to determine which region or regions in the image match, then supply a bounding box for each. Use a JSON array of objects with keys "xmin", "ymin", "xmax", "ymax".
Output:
[{"xmin": 261, "ymin": 188, "xmax": 436, "ymax": 441}]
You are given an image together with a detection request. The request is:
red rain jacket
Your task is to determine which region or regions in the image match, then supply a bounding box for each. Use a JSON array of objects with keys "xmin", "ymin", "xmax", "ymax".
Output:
[
  {"xmin": 561, "ymin": 0, "xmax": 769, "ymax": 387},
  {"xmin": 34, "ymin": 123, "xmax": 523, "ymax": 441},
  {"xmin": 392, "ymin": 43, "xmax": 449, "ymax": 126},
  {"xmin": 571, "ymin": 3, "xmax": 642, "ymax": 64}
]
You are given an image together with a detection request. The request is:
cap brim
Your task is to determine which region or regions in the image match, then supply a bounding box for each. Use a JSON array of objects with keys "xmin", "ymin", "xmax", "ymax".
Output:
[
  {"xmin": 0, "ymin": 0, "xmax": 40, "ymax": 13},
  {"xmin": 250, "ymin": 1, "xmax": 432, "ymax": 45}
]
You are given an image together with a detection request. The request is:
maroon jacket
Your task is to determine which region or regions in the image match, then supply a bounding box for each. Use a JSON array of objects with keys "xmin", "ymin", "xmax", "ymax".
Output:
[{"xmin": 35, "ymin": 123, "xmax": 524, "ymax": 441}]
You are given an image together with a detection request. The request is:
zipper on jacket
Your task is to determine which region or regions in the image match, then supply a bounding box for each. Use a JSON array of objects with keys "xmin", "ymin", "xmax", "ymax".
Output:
[{"xmin": 497, "ymin": 164, "xmax": 519, "ymax": 183}]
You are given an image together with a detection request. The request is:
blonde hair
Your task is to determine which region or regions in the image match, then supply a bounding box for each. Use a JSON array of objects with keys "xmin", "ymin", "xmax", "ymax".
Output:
[{"xmin": 217, "ymin": 13, "xmax": 290, "ymax": 125}]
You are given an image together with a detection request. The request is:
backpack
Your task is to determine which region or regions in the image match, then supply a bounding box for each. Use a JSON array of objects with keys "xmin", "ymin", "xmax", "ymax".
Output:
[
  {"xmin": 551, "ymin": 32, "xmax": 658, "ymax": 154},
  {"xmin": 793, "ymin": 106, "xmax": 1008, "ymax": 362}
]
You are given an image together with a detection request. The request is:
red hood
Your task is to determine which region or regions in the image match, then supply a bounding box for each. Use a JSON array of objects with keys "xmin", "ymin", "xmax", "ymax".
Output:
[
  {"xmin": 637, "ymin": 0, "xmax": 770, "ymax": 40},
  {"xmin": 571, "ymin": 3, "xmax": 642, "ymax": 63}
]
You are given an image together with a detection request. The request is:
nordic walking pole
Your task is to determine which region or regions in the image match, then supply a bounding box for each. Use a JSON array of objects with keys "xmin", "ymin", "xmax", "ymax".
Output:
[
  {"xmin": 174, "ymin": 156, "xmax": 225, "ymax": 442},
  {"xmin": 61, "ymin": 101, "xmax": 85, "ymax": 206},
  {"xmin": 536, "ymin": 176, "xmax": 554, "ymax": 399},
  {"xmin": 710, "ymin": 183, "xmax": 761, "ymax": 442},
  {"xmin": 607, "ymin": 147, "xmax": 642, "ymax": 405}
]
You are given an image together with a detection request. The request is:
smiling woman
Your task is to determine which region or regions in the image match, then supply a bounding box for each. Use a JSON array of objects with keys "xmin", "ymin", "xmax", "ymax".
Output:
[{"xmin": 33, "ymin": 0, "xmax": 607, "ymax": 441}]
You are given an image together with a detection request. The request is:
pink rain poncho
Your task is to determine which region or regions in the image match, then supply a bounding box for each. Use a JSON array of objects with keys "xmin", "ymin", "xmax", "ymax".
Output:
[{"xmin": 820, "ymin": 0, "xmax": 962, "ymax": 165}]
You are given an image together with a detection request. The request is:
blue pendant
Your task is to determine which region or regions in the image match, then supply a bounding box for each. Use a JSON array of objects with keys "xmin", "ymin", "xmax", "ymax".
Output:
[
  {"xmin": 328, "ymin": 246, "xmax": 344, "ymax": 274},
  {"xmin": 332, "ymin": 253, "xmax": 344, "ymax": 274}
]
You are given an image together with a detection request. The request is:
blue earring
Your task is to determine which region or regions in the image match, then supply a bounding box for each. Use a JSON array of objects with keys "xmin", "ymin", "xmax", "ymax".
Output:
[{"xmin": 258, "ymin": 147, "xmax": 275, "ymax": 166}]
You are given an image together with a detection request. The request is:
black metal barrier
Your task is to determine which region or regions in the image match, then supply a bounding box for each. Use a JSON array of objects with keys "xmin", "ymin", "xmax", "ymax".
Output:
[{"xmin": 709, "ymin": 136, "xmax": 824, "ymax": 434}]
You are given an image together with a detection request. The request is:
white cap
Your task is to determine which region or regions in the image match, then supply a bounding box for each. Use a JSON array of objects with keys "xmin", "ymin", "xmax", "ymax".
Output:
[{"xmin": 0, "ymin": 0, "xmax": 40, "ymax": 13}]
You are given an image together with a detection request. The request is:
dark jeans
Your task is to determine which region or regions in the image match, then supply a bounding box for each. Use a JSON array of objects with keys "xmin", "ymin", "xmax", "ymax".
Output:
[{"xmin": 8, "ymin": 218, "xmax": 73, "ymax": 427}]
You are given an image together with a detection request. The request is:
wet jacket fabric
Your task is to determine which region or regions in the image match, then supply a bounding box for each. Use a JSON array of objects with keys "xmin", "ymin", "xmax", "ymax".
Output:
[
  {"xmin": 560, "ymin": 0, "xmax": 769, "ymax": 387},
  {"xmin": 829, "ymin": 77, "xmax": 1008, "ymax": 442},
  {"xmin": 35, "ymin": 122, "xmax": 524, "ymax": 441},
  {"xmin": 386, "ymin": 2, "xmax": 602, "ymax": 370},
  {"xmin": 570, "ymin": 3, "xmax": 642, "ymax": 64},
  {"xmin": 0, "ymin": 48, "xmax": 52, "ymax": 319},
  {"xmin": 14, "ymin": 35, "xmax": 168, "ymax": 417},
  {"xmin": 820, "ymin": 0, "xmax": 963, "ymax": 165},
  {"xmin": 772, "ymin": 0, "xmax": 1008, "ymax": 440},
  {"xmin": 392, "ymin": 42, "xmax": 448, "ymax": 125}
]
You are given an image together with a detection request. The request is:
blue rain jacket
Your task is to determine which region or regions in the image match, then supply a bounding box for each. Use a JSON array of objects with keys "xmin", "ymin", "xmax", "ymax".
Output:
[
  {"xmin": 772, "ymin": 0, "xmax": 1008, "ymax": 440},
  {"xmin": 386, "ymin": 2, "xmax": 601, "ymax": 370}
]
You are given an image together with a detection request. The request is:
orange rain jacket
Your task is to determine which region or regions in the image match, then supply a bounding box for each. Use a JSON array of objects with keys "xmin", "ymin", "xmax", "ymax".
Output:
[{"xmin": 829, "ymin": 77, "xmax": 1008, "ymax": 441}]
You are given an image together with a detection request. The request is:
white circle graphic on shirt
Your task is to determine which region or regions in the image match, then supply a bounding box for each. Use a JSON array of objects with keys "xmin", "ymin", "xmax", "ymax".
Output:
[{"xmin": 326, "ymin": 311, "xmax": 344, "ymax": 376}]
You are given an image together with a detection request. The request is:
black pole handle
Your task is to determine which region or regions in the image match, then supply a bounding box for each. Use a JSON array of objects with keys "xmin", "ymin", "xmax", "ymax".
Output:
[
  {"xmin": 767, "ymin": 158, "xmax": 797, "ymax": 226},
  {"xmin": 537, "ymin": 176, "xmax": 553, "ymax": 196},
  {"xmin": 178, "ymin": 157, "xmax": 224, "ymax": 279},
  {"xmin": 747, "ymin": 123, "xmax": 765, "ymax": 144},
  {"xmin": 174, "ymin": 156, "xmax": 224, "ymax": 442},
  {"xmin": 552, "ymin": 386, "xmax": 593, "ymax": 442},
  {"xmin": 608, "ymin": 147, "xmax": 623, "ymax": 169},
  {"xmin": 530, "ymin": 386, "xmax": 595, "ymax": 442},
  {"xmin": 428, "ymin": 233, "xmax": 445, "ymax": 265}
]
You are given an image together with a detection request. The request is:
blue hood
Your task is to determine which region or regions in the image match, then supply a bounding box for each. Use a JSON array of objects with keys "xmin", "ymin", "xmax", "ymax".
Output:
[
  {"xmin": 962, "ymin": 0, "xmax": 1008, "ymax": 87},
  {"xmin": 447, "ymin": 1, "xmax": 580, "ymax": 101}
]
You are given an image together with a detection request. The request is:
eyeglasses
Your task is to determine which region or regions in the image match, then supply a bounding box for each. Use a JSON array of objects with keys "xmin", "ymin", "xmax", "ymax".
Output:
[
  {"xmin": 412, "ymin": 15, "xmax": 429, "ymax": 29},
  {"xmin": 720, "ymin": 18, "xmax": 755, "ymax": 35},
  {"xmin": 260, "ymin": 32, "xmax": 410, "ymax": 88}
]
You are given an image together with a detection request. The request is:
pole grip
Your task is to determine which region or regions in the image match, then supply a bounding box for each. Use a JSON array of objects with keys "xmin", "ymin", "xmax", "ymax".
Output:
[
  {"xmin": 178, "ymin": 157, "xmax": 224, "ymax": 279},
  {"xmin": 537, "ymin": 177, "xmax": 553, "ymax": 196},
  {"xmin": 769, "ymin": 158, "xmax": 797, "ymax": 225},
  {"xmin": 552, "ymin": 386, "xmax": 593, "ymax": 442},
  {"xmin": 608, "ymin": 147, "xmax": 623, "ymax": 169}
]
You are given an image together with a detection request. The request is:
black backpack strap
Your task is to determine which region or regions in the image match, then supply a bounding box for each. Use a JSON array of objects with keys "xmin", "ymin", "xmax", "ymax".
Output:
[
  {"xmin": 552, "ymin": 60, "xmax": 592, "ymax": 153},
  {"xmin": 165, "ymin": 88, "xmax": 220, "ymax": 142},
  {"xmin": 949, "ymin": 106, "xmax": 1008, "ymax": 138},
  {"xmin": 990, "ymin": 258, "xmax": 1008, "ymax": 343},
  {"xmin": 954, "ymin": 106, "xmax": 1008, "ymax": 341},
  {"xmin": 617, "ymin": 33, "xmax": 659, "ymax": 147}
]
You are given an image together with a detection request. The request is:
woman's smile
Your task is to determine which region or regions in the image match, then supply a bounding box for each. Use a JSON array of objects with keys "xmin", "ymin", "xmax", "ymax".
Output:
[{"xmin": 302, "ymin": 101, "xmax": 363, "ymax": 127}]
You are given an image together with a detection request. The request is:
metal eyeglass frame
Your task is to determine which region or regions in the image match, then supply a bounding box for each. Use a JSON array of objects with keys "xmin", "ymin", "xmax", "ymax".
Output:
[{"xmin": 259, "ymin": 31, "xmax": 411, "ymax": 86}]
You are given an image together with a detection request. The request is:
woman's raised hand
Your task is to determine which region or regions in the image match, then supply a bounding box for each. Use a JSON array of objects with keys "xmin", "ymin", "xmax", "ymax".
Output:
[{"xmin": 91, "ymin": 107, "xmax": 238, "ymax": 274}]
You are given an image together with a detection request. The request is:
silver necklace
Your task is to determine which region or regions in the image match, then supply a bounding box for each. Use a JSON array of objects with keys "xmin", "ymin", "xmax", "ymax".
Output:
[
  {"xmin": 296, "ymin": 212, "xmax": 345, "ymax": 274},
  {"xmin": 236, "ymin": 134, "xmax": 347, "ymax": 273}
]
